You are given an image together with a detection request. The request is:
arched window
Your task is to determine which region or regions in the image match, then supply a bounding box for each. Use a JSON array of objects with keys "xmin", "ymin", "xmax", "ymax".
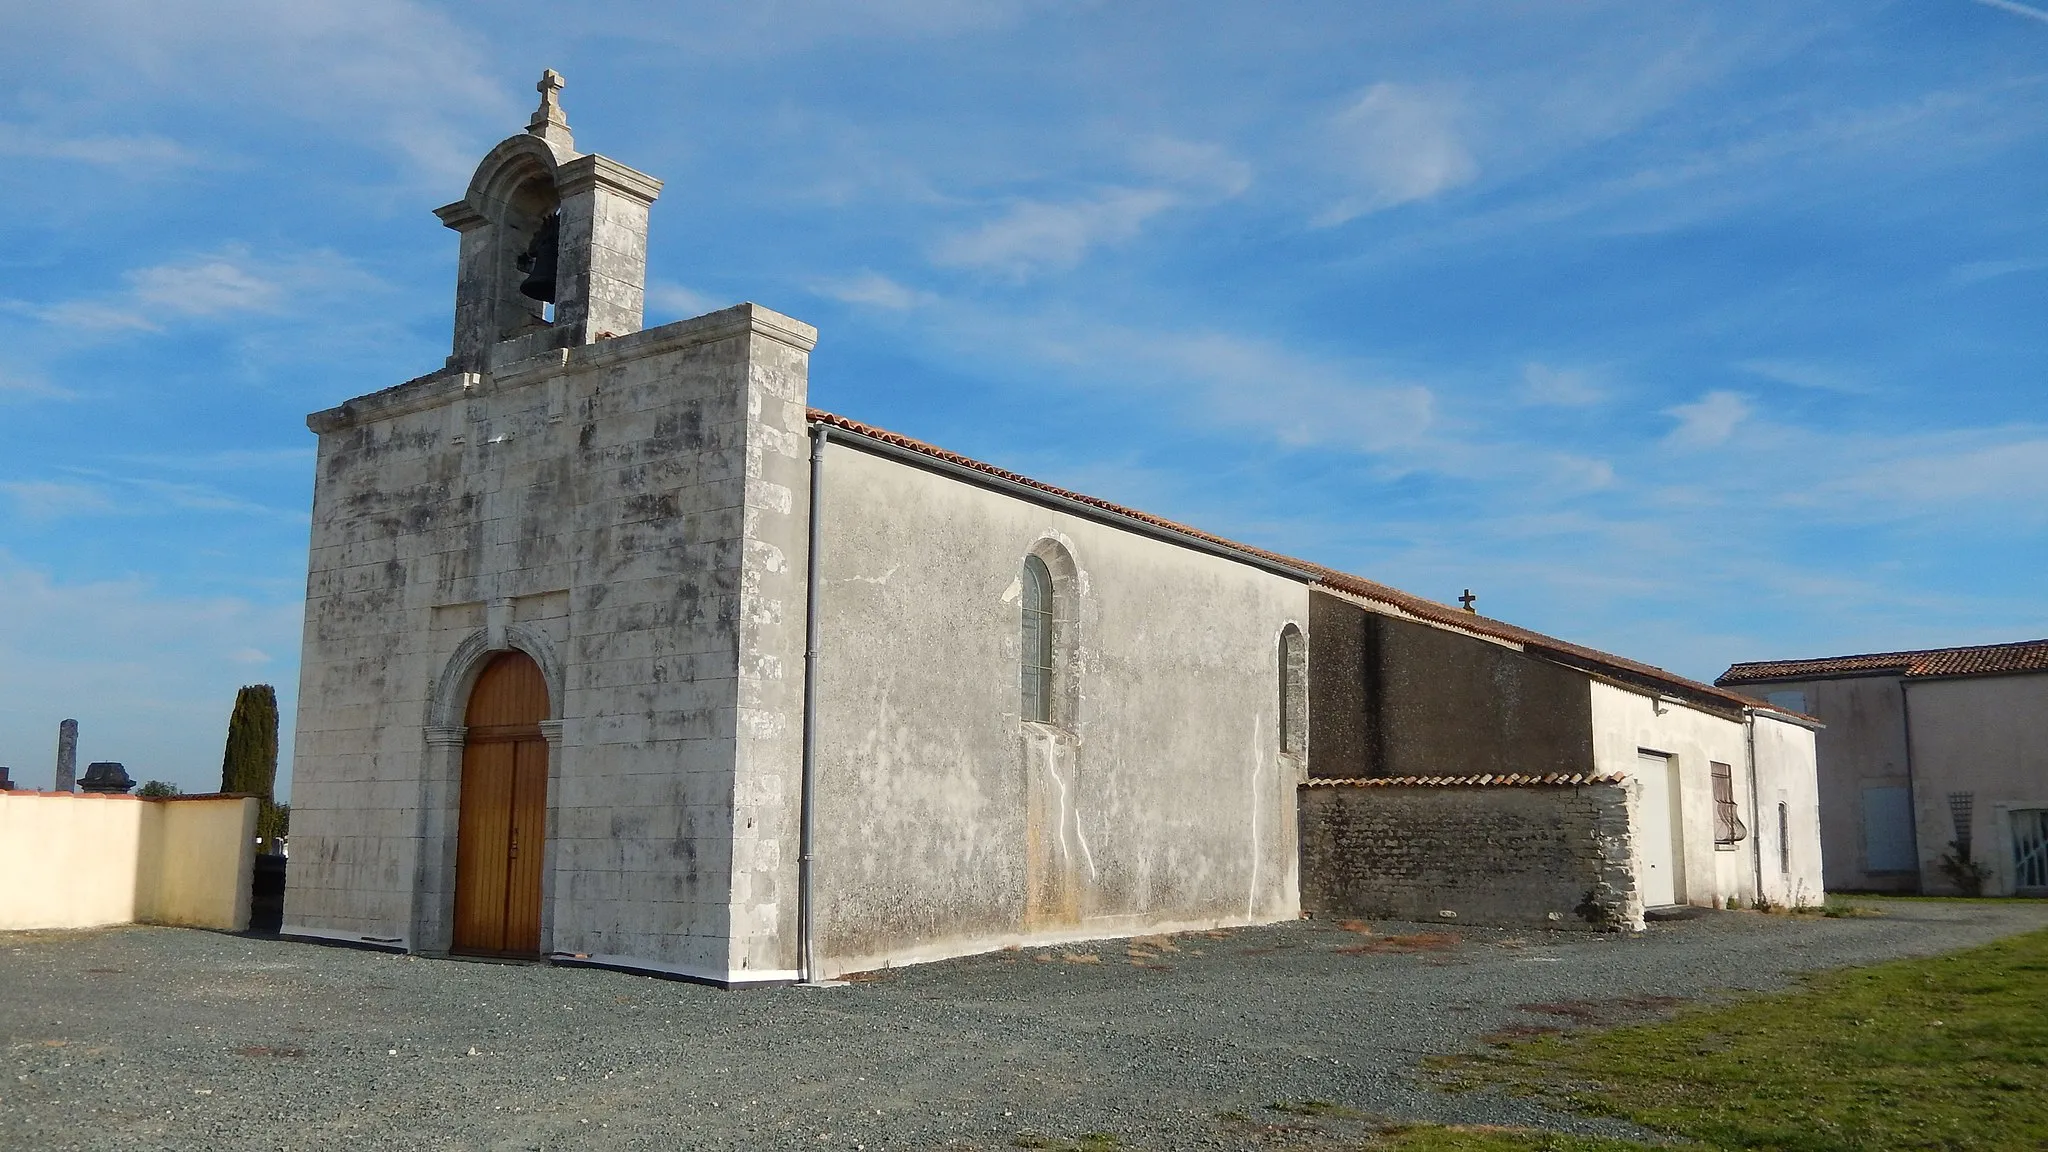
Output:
[
  {"xmin": 1279, "ymin": 623, "xmax": 1306, "ymax": 756},
  {"xmin": 1020, "ymin": 554, "xmax": 1055, "ymax": 723}
]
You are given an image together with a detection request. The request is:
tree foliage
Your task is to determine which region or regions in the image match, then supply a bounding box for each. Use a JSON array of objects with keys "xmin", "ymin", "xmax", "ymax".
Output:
[
  {"xmin": 137, "ymin": 779, "xmax": 182, "ymax": 798},
  {"xmin": 221, "ymin": 684, "xmax": 284, "ymax": 852}
]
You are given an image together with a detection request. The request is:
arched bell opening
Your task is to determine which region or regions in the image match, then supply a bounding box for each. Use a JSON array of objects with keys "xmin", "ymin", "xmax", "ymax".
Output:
[
  {"xmin": 493, "ymin": 170, "xmax": 562, "ymax": 340},
  {"xmin": 452, "ymin": 649, "xmax": 552, "ymax": 958}
]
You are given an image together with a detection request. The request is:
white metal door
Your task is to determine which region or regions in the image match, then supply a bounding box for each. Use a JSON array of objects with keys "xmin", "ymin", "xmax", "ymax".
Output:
[{"xmin": 1636, "ymin": 752, "xmax": 1683, "ymax": 907}]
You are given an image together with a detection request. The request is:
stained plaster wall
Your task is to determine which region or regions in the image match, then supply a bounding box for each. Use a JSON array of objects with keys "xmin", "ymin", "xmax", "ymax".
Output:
[
  {"xmin": 286, "ymin": 304, "xmax": 812, "ymax": 983},
  {"xmin": 1902, "ymin": 672, "xmax": 2048, "ymax": 895},
  {"xmin": 1306, "ymin": 592, "xmax": 1595, "ymax": 781},
  {"xmin": 1742, "ymin": 675, "xmax": 1916, "ymax": 892},
  {"xmin": 809, "ymin": 440, "xmax": 1308, "ymax": 976},
  {"xmin": 1588, "ymin": 682, "xmax": 1763, "ymax": 908}
]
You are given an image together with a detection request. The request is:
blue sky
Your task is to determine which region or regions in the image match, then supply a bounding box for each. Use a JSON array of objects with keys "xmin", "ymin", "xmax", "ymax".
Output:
[{"xmin": 2, "ymin": 1, "xmax": 2045, "ymax": 797}]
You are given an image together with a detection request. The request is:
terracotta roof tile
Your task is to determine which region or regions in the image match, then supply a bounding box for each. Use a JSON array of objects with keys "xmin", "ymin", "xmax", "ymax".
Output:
[
  {"xmin": 1302, "ymin": 773, "xmax": 1626, "ymax": 788},
  {"xmin": 1718, "ymin": 638, "xmax": 2048, "ymax": 685},
  {"xmin": 811, "ymin": 409, "xmax": 1792, "ymax": 719}
]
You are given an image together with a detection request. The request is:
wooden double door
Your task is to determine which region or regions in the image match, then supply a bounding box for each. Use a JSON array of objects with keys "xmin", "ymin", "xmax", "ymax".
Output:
[{"xmin": 453, "ymin": 651, "xmax": 550, "ymax": 957}]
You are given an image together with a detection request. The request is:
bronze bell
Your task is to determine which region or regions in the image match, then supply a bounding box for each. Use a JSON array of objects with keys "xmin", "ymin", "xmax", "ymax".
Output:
[{"xmin": 516, "ymin": 213, "xmax": 560, "ymax": 304}]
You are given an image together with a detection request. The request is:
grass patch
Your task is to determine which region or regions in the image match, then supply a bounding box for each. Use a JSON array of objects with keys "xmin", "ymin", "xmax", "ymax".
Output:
[
  {"xmin": 1365, "ymin": 1127, "xmax": 1649, "ymax": 1151},
  {"xmin": 1428, "ymin": 925, "xmax": 2048, "ymax": 1150},
  {"xmin": 1012, "ymin": 1133, "xmax": 1122, "ymax": 1151}
]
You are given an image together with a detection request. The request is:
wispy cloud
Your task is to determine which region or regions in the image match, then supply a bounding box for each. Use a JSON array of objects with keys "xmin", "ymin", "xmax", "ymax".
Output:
[
  {"xmin": 932, "ymin": 188, "xmax": 1181, "ymax": 278},
  {"xmin": 1971, "ymin": 0, "xmax": 2048, "ymax": 26},
  {"xmin": 0, "ymin": 365, "xmax": 77, "ymax": 401},
  {"xmin": 1316, "ymin": 82, "xmax": 1477, "ymax": 225},
  {"xmin": 1738, "ymin": 359, "xmax": 1876, "ymax": 395},
  {"xmin": 0, "ymin": 123, "xmax": 198, "ymax": 168},
  {"xmin": 0, "ymin": 480, "xmax": 115, "ymax": 520},
  {"xmin": 1521, "ymin": 362, "xmax": 1605, "ymax": 407},
  {"xmin": 0, "ymin": 470, "xmax": 306, "ymax": 524},
  {"xmin": 9, "ymin": 246, "xmax": 385, "ymax": 335},
  {"xmin": 0, "ymin": 0, "xmax": 516, "ymax": 185},
  {"xmin": 813, "ymin": 272, "xmax": 932, "ymax": 310},
  {"xmin": 646, "ymin": 281, "xmax": 725, "ymax": 322},
  {"xmin": 1949, "ymin": 256, "xmax": 2048, "ymax": 285},
  {"xmin": 1665, "ymin": 391, "xmax": 1753, "ymax": 448}
]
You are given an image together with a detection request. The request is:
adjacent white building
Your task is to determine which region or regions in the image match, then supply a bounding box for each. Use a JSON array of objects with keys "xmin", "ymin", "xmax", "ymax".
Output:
[{"xmin": 1720, "ymin": 640, "xmax": 2048, "ymax": 896}]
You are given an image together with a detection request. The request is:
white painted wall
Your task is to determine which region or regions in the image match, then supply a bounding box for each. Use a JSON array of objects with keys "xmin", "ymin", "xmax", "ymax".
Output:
[
  {"xmin": 1751, "ymin": 714, "xmax": 1825, "ymax": 907},
  {"xmin": 1590, "ymin": 682, "xmax": 1768, "ymax": 909}
]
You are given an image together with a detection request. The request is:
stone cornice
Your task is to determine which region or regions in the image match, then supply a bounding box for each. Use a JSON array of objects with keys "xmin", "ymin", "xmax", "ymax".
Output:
[
  {"xmin": 306, "ymin": 304, "xmax": 816, "ymax": 434},
  {"xmin": 433, "ymin": 200, "xmax": 489, "ymax": 232},
  {"xmin": 555, "ymin": 153, "xmax": 664, "ymax": 204}
]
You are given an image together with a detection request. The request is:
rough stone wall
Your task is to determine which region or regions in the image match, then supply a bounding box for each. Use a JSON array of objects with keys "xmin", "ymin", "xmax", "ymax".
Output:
[
  {"xmin": 286, "ymin": 304, "xmax": 812, "ymax": 981},
  {"xmin": 810, "ymin": 441, "xmax": 1310, "ymax": 976},
  {"xmin": 1297, "ymin": 782, "xmax": 1642, "ymax": 931}
]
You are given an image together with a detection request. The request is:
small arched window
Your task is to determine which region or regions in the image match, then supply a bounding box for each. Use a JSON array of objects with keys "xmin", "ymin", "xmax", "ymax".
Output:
[
  {"xmin": 1020, "ymin": 554, "xmax": 1055, "ymax": 723},
  {"xmin": 1279, "ymin": 623, "xmax": 1307, "ymax": 756}
]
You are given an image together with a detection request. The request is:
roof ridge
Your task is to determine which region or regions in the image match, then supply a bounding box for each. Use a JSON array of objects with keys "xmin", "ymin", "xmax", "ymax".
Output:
[{"xmin": 808, "ymin": 408, "xmax": 1795, "ymax": 718}]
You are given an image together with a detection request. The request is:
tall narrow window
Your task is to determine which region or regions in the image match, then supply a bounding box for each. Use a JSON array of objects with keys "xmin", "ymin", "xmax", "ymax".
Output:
[
  {"xmin": 1778, "ymin": 803, "xmax": 1791, "ymax": 875},
  {"xmin": 1020, "ymin": 554, "xmax": 1054, "ymax": 723},
  {"xmin": 1712, "ymin": 760, "xmax": 1748, "ymax": 848},
  {"xmin": 1278, "ymin": 624, "xmax": 1306, "ymax": 756}
]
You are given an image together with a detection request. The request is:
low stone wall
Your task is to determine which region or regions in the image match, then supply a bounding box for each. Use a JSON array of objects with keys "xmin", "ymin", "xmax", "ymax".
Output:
[
  {"xmin": 0, "ymin": 792, "xmax": 258, "ymax": 932},
  {"xmin": 1298, "ymin": 776, "xmax": 1643, "ymax": 932}
]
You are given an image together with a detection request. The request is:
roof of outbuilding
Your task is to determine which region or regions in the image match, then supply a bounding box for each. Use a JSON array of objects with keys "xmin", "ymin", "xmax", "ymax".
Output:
[
  {"xmin": 1302, "ymin": 774, "xmax": 1626, "ymax": 788},
  {"xmin": 809, "ymin": 409, "xmax": 1801, "ymax": 721},
  {"xmin": 1718, "ymin": 638, "xmax": 2048, "ymax": 685}
]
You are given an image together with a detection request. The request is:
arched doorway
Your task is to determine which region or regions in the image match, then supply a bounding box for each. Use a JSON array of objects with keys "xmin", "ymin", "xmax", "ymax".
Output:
[{"xmin": 453, "ymin": 651, "xmax": 550, "ymax": 956}]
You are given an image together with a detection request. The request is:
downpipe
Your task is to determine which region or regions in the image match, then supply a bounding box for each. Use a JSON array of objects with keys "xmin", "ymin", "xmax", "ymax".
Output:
[{"xmin": 797, "ymin": 424, "xmax": 827, "ymax": 984}]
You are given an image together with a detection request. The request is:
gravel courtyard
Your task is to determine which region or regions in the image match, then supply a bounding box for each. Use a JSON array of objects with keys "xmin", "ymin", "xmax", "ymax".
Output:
[{"xmin": 7, "ymin": 898, "xmax": 2047, "ymax": 1151}]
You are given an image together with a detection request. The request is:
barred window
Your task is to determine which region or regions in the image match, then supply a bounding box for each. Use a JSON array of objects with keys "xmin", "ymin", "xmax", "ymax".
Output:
[
  {"xmin": 1020, "ymin": 554, "xmax": 1054, "ymax": 723},
  {"xmin": 1713, "ymin": 760, "xmax": 1748, "ymax": 848}
]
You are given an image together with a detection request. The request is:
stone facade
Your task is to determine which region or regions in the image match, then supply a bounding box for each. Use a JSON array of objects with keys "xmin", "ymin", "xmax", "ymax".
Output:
[
  {"xmin": 1298, "ymin": 778, "xmax": 1641, "ymax": 932},
  {"xmin": 286, "ymin": 303, "xmax": 814, "ymax": 981}
]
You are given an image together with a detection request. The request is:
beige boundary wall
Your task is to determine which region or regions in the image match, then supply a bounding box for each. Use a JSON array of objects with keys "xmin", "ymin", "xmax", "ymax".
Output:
[{"xmin": 0, "ymin": 792, "xmax": 258, "ymax": 932}]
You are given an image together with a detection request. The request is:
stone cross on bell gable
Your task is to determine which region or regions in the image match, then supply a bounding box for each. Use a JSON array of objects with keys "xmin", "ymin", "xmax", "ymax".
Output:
[{"xmin": 526, "ymin": 69, "xmax": 573, "ymax": 150}]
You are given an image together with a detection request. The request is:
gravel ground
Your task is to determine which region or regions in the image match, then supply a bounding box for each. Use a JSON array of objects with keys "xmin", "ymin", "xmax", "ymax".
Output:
[{"xmin": 6, "ymin": 897, "xmax": 2047, "ymax": 1151}]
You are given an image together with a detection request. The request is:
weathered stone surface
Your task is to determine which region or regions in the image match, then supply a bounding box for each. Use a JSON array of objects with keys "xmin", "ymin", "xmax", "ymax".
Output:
[
  {"xmin": 1298, "ymin": 781, "xmax": 1643, "ymax": 931},
  {"xmin": 54, "ymin": 719, "xmax": 77, "ymax": 794},
  {"xmin": 287, "ymin": 302, "xmax": 815, "ymax": 983}
]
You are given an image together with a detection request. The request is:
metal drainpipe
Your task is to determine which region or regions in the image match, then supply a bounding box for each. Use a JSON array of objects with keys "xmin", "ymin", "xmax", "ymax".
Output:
[
  {"xmin": 1745, "ymin": 708, "xmax": 1764, "ymax": 906},
  {"xmin": 797, "ymin": 424, "xmax": 827, "ymax": 984}
]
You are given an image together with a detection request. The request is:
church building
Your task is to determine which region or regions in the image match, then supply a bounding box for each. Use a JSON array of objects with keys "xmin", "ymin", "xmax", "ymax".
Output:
[{"xmin": 283, "ymin": 75, "xmax": 1824, "ymax": 985}]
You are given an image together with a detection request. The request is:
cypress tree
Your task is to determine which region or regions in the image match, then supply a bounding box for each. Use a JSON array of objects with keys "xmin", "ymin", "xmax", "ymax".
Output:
[{"xmin": 221, "ymin": 684, "xmax": 282, "ymax": 851}]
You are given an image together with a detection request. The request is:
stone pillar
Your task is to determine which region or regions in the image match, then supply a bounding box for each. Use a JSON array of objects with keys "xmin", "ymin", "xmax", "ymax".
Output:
[
  {"xmin": 0, "ymin": 766, "xmax": 13, "ymax": 791},
  {"xmin": 553, "ymin": 155, "xmax": 662, "ymax": 345},
  {"xmin": 54, "ymin": 719, "xmax": 78, "ymax": 793},
  {"xmin": 411, "ymin": 724, "xmax": 470, "ymax": 955}
]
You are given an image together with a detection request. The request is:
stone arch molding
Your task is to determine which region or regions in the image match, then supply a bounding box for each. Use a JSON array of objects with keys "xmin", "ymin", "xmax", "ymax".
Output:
[
  {"xmin": 425, "ymin": 624, "xmax": 566, "ymax": 730},
  {"xmin": 1025, "ymin": 533, "xmax": 1086, "ymax": 732}
]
